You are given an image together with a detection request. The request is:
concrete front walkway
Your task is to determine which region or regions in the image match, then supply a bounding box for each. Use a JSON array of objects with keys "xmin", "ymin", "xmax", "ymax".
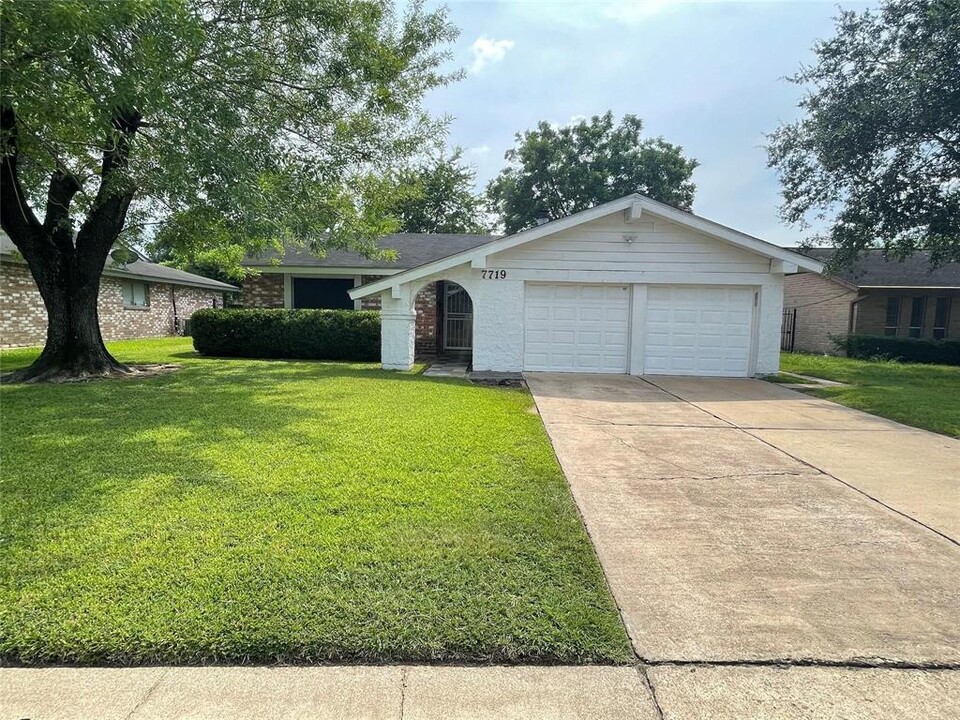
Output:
[{"xmin": 526, "ymin": 372, "xmax": 960, "ymax": 717}]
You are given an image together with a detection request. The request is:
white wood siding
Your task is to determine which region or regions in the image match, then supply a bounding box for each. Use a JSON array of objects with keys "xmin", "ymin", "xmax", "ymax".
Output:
[{"xmin": 489, "ymin": 216, "xmax": 770, "ymax": 275}]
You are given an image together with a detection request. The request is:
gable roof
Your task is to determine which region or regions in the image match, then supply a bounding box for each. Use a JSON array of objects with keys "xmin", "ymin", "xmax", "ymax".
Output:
[
  {"xmin": 349, "ymin": 193, "xmax": 824, "ymax": 300},
  {"xmin": 244, "ymin": 233, "xmax": 497, "ymax": 270},
  {"xmin": 795, "ymin": 248, "xmax": 960, "ymax": 289},
  {"xmin": 0, "ymin": 234, "xmax": 237, "ymax": 292}
]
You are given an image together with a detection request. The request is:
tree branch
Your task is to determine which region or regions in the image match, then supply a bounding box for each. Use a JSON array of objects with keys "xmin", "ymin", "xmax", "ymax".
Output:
[
  {"xmin": 75, "ymin": 109, "xmax": 141, "ymax": 262},
  {"xmin": 43, "ymin": 169, "xmax": 82, "ymax": 252},
  {"xmin": 0, "ymin": 103, "xmax": 44, "ymax": 253}
]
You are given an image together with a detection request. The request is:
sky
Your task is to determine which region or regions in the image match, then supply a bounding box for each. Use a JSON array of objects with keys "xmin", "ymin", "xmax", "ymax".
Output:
[{"xmin": 421, "ymin": 0, "xmax": 875, "ymax": 246}]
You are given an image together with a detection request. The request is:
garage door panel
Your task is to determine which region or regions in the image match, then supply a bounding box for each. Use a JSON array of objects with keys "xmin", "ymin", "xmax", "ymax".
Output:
[
  {"xmin": 524, "ymin": 283, "xmax": 629, "ymax": 373},
  {"xmin": 643, "ymin": 285, "xmax": 754, "ymax": 377}
]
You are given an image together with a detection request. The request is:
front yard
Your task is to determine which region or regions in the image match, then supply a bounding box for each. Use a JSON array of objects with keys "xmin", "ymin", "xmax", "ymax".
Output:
[
  {"xmin": 781, "ymin": 352, "xmax": 960, "ymax": 438},
  {"xmin": 0, "ymin": 338, "xmax": 631, "ymax": 665}
]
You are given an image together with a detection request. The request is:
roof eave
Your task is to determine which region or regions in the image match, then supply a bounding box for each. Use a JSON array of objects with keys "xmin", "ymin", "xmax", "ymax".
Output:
[
  {"xmin": 349, "ymin": 193, "xmax": 824, "ymax": 299},
  {"xmin": 107, "ymin": 268, "xmax": 237, "ymax": 291}
]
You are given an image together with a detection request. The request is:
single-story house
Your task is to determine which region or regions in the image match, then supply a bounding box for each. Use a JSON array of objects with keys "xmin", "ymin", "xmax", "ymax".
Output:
[
  {"xmin": 240, "ymin": 233, "xmax": 496, "ymax": 357},
  {"xmin": 0, "ymin": 234, "xmax": 237, "ymax": 348},
  {"xmin": 783, "ymin": 249, "xmax": 960, "ymax": 354},
  {"xmin": 340, "ymin": 193, "xmax": 821, "ymax": 377}
]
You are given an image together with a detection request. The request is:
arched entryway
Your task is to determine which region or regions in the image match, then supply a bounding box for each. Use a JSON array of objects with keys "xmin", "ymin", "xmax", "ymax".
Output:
[{"xmin": 438, "ymin": 280, "xmax": 473, "ymax": 358}]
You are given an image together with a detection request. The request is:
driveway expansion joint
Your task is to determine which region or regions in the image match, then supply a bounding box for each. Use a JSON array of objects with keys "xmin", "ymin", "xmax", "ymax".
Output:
[{"xmin": 640, "ymin": 376, "xmax": 960, "ymax": 548}]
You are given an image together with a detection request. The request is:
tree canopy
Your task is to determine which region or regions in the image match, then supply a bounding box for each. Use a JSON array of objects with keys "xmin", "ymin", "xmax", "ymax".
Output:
[
  {"xmin": 486, "ymin": 112, "xmax": 698, "ymax": 234},
  {"xmin": 383, "ymin": 150, "xmax": 487, "ymax": 234},
  {"xmin": 767, "ymin": 0, "xmax": 960, "ymax": 267},
  {"xmin": 0, "ymin": 0, "xmax": 459, "ymax": 380}
]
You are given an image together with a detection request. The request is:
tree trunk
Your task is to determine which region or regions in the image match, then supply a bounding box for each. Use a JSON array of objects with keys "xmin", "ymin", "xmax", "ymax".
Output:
[
  {"xmin": 1, "ymin": 104, "xmax": 142, "ymax": 383},
  {"xmin": 3, "ymin": 253, "xmax": 127, "ymax": 383}
]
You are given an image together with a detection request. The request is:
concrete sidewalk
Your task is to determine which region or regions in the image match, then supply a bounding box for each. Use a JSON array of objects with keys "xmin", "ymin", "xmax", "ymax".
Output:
[{"xmin": 3, "ymin": 664, "xmax": 959, "ymax": 719}]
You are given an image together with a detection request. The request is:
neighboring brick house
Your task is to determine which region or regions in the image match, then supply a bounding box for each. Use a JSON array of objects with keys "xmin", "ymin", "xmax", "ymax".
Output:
[
  {"xmin": 241, "ymin": 234, "xmax": 495, "ymax": 358},
  {"xmin": 1, "ymin": 235, "xmax": 237, "ymax": 348},
  {"xmin": 783, "ymin": 249, "xmax": 960, "ymax": 354}
]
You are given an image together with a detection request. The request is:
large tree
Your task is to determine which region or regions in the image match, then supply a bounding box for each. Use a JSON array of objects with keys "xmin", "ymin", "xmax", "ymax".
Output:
[
  {"xmin": 767, "ymin": 0, "xmax": 960, "ymax": 268},
  {"xmin": 0, "ymin": 0, "xmax": 458, "ymax": 381},
  {"xmin": 486, "ymin": 112, "xmax": 698, "ymax": 234},
  {"xmin": 384, "ymin": 150, "xmax": 487, "ymax": 234}
]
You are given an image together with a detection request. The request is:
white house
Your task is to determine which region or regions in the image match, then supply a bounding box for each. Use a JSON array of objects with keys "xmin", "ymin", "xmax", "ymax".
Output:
[{"xmin": 349, "ymin": 194, "xmax": 823, "ymax": 377}]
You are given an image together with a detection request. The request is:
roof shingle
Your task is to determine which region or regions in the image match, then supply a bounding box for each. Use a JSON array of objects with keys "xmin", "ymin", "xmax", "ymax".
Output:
[
  {"xmin": 795, "ymin": 248, "xmax": 960, "ymax": 288},
  {"xmin": 243, "ymin": 233, "xmax": 499, "ymax": 270}
]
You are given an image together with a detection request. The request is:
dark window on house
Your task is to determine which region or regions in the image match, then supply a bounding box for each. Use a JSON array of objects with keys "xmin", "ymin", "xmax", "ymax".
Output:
[
  {"xmin": 121, "ymin": 280, "xmax": 149, "ymax": 308},
  {"xmin": 908, "ymin": 297, "xmax": 926, "ymax": 338},
  {"xmin": 292, "ymin": 277, "xmax": 354, "ymax": 309},
  {"xmin": 884, "ymin": 296, "xmax": 901, "ymax": 336},
  {"xmin": 933, "ymin": 297, "xmax": 952, "ymax": 340}
]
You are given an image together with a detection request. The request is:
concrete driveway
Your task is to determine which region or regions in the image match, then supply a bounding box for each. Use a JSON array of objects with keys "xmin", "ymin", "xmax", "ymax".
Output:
[{"xmin": 527, "ymin": 373, "xmax": 960, "ymax": 716}]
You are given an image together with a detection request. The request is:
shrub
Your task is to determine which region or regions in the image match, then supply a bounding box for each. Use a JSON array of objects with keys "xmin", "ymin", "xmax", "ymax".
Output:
[
  {"xmin": 191, "ymin": 309, "xmax": 380, "ymax": 361},
  {"xmin": 831, "ymin": 334, "xmax": 960, "ymax": 366}
]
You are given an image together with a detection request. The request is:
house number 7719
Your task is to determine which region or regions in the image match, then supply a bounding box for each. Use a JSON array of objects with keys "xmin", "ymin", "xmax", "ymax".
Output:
[{"xmin": 481, "ymin": 270, "xmax": 507, "ymax": 280}]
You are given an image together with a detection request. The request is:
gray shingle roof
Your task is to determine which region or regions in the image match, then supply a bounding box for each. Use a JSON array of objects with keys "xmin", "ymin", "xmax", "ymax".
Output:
[
  {"xmin": 795, "ymin": 248, "xmax": 960, "ymax": 288},
  {"xmin": 0, "ymin": 234, "xmax": 237, "ymax": 292},
  {"xmin": 243, "ymin": 233, "xmax": 499, "ymax": 270}
]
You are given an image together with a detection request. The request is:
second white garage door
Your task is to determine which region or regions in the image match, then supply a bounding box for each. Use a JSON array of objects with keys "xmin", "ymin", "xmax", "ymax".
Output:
[
  {"xmin": 524, "ymin": 284, "xmax": 630, "ymax": 372},
  {"xmin": 643, "ymin": 285, "xmax": 755, "ymax": 377}
]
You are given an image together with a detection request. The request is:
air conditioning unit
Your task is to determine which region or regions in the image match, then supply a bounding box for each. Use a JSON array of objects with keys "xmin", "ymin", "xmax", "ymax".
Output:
[{"xmin": 182, "ymin": 318, "xmax": 192, "ymax": 336}]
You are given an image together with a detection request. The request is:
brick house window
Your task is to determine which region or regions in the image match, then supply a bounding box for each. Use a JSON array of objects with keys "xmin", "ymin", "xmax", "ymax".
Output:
[
  {"xmin": 122, "ymin": 280, "xmax": 149, "ymax": 308},
  {"xmin": 884, "ymin": 296, "xmax": 901, "ymax": 336},
  {"xmin": 908, "ymin": 297, "xmax": 926, "ymax": 338},
  {"xmin": 933, "ymin": 297, "xmax": 951, "ymax": 340}
]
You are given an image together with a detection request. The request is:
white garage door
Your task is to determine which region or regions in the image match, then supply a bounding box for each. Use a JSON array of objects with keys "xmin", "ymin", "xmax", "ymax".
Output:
[
  {"xmin": 524, "ymin": 284, "xmax": 629, "ymax": 373},
  {"xmin": 644, "ymin": 286, "xmax": 755, "ymax": 377}
]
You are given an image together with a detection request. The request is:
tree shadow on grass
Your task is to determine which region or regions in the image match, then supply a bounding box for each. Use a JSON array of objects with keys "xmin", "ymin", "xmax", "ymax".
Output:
[{"xmin": 0, "ymin": 356, "xmax": 632, "ymax": 666}]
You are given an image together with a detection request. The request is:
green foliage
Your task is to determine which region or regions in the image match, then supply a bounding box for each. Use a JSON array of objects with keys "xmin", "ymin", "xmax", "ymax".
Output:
[
  {"xmin": 385, "ymin": 149, "xmax": 488, "ymax": 233},
  {"xmin": 0, "ymin": 337, "xmax": 632, "ymax": 664},
  {"xmin": 1, "ymin": 0, "xmax": 460, "ymax": 260},
  {"xmin": 486, "ymin": 112, "xmax": 698, "ymax": 234},
  {"xmin": 191, "ymin": 308, "xmax": 380, "ymax": 361},
  {"xmin": 767, "ymin": 0, "xmax": 960, "ymax": 267},
  {"xmin": 831, "ymin": 334, "xmax": 960, "ymax": 366},
  {"xmin": 781, "ymin": 350, "xmax": 960, "ymax": 437}
]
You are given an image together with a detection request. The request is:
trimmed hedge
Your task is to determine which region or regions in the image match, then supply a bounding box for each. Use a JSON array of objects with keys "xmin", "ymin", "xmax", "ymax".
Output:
[
  {"xmin": 191, "ymin": 308, "xmax": 380, "ymax": 361},
  {"xmin": 831, "ymin": 334, "xmax": 960, "ymax": 366}
]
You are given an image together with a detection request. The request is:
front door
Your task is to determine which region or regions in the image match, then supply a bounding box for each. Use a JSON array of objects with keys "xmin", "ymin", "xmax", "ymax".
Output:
[{"xmin": 442, "ymin": 282, "xmax": 473, "ymax": 351}]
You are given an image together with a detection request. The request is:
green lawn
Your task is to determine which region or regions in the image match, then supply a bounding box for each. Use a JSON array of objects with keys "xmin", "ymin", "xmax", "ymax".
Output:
[
  {"xmin": 0, "ymin": 338, "xmax": 631, "ymax": 665},
  {"xmin": 781, "ymin": 352, "xmax": 960, "ymax": 438}
]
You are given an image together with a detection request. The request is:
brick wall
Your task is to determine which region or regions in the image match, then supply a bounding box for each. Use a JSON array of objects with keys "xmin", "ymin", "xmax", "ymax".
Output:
[
  {"xmin": 236, "ymin": 271, "xmax": 441, "ymax": 356},
  {"xmin": 414, "ymin": 282, "xmax": 438, "ymax": 358},
  {"xmin": 783, "ymin": 274, "xmax": 857, "ymax": 354},
  {"xmin": 360, "ymin": 275, "xmax": 385, "ymax": 311},
  {"xmin": 1, "ymin": 261, "xmax": 224, "ymax": 348},
  {"xmin": 1, "ymin": 263, "xmax": 48, "ymax": 347},
  {"xmin": 239, "ymin": 273, "xmax": 284, "ymax": 307},
  {"xmin": 854, "ymin": 289, "xmax": 960, "ymax": 339},
  {"xmin": 354, "ymin": 275, "xmax": 439, "ymax": 356}
]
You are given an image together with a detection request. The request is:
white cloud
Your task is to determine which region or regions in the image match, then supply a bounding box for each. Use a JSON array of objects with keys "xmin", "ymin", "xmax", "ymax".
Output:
[
  {"xmin": 469, "ymin": 36, "xmax": 515, "ymax": 74},
  {"xmin": 465, "ymin": 144, "xmax": 491, "ymax": 156}
]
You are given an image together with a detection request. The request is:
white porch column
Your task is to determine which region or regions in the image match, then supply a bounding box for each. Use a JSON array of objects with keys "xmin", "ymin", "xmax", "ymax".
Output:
[{"xmin": 380, "ymin": 294, "xmax": 416, "ymax": 371}]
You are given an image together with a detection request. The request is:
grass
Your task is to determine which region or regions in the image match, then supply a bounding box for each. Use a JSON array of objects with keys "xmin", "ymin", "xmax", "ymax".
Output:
[
  {"xmin": 781, "ymin": 352, "xmax": 960, "ymax": 438},
  {"xmin": 761, "ymin": 372, "xmax": 817, "ymax": 385},
  {"xmin": 0, "ymin": 338, "xmax": 632, "ymax": 666}
]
